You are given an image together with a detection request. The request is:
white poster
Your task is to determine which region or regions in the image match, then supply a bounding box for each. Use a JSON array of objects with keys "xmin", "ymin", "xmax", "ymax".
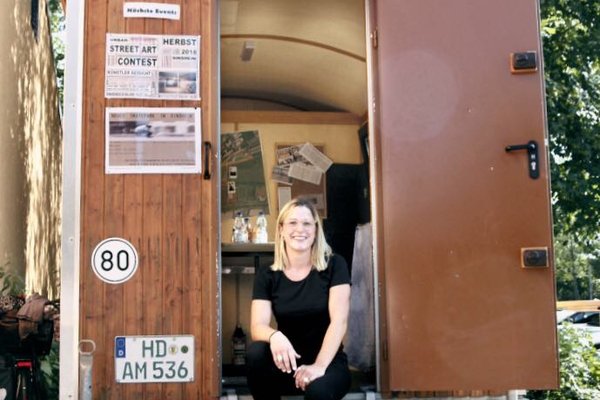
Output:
[
  {"xmin": 105, "ymin": 107, "xmax": 201, "ymax": 174},
  {"xmin": 123, "ymin": 3, "xmax": 181, "ymax": 20},
  {"xmin": 105, "ymin": 34, "xmax": 200, "ymax": 100}
]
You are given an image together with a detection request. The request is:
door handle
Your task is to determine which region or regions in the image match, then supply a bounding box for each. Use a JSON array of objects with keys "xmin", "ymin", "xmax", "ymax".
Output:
[
  {"xmin": 505, "ymin": 140, "xmax": 539, "ymax": 179},
  {"xmin": 203, "ymin": 141, "xmax": 212, "ymax": 180}
]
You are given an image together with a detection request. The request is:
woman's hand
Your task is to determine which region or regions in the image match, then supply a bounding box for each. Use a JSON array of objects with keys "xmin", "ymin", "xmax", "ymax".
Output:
[
  {"xmin": 293, "ymin": 363, "xmax": 326, "ymax": 390},
  {"xmin": 270, "ymin": 331, "xmax": 301, "ymax": 373}
]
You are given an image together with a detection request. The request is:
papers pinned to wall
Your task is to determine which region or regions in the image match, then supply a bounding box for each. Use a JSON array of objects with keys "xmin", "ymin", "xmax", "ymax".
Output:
[
  {"xmin": 288, "ymin": 162, "xmax": 322, "ymax": 185},
  {"xmin": 299, "ymin": 142, "xmax": 333, "ymax": 172},
  {"xmin": 273, "ymin": 142, "xmax": 332, "ymax": 185},
  {"xmin": 274, "ymin": 143, "xmax": 329, "ymax": 217}
]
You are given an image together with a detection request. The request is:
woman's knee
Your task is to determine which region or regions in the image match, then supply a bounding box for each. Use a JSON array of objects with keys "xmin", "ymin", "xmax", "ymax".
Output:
[
  {"xmin": 246, "ymin": 341, "xmax": 272, "ymax": 369},
  {"xmin": 304, "ymin": 368, "xmax": 351, "ymax": 400},
  {"xmin": 304, "ymin": 382, "xmax": 341, "ymax": 400}
]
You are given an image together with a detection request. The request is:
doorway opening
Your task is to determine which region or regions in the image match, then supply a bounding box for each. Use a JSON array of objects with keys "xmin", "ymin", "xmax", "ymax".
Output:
[{"xmin": 218, "ymin": 0, "xmax": 376, "ymax": 397}]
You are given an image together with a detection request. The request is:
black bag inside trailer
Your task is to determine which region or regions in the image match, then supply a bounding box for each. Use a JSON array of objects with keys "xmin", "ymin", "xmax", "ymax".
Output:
[{"xmin": 0, "ymin": 353, "xmax": 15, "ymax": 400}]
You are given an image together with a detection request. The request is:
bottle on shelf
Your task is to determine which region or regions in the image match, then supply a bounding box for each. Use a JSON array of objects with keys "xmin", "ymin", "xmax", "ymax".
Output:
[
  {"xmin": 232, "ymin": 211, "xmax": 244, "ymax": 243},
  {"xmin": 232, "ymin": 324, "xmax": 247, "ymax": 366},
  {"xmin": 243, "ymin": 217, "xmax": 252, "ymax": 243},
  {"xmin": 253, "ymin": 211, "xmax": 268, "ymax": 243}
]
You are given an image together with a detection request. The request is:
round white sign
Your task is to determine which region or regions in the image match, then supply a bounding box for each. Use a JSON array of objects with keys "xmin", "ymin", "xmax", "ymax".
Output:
[{"xmin": 91, "ymin": 237, "xmax": 139, "ymax": 284}]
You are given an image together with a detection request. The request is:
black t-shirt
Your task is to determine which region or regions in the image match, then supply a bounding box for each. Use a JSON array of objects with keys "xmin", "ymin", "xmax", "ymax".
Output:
[{"xmin": 252, "ymin": 254, "xmax": 350, "ymax": 363}]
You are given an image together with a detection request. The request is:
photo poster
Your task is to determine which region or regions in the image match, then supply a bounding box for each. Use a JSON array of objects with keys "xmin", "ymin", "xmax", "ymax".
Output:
[
  {"xmin": 221, "ymin": 130, "xmax": 270, "ymax": 215},
  {"xmin": 105, "ymin": 33, "xmax": 200, "ymax": 100},
  {"xmin": 274, "ymin": 143, "xmax": 327, "ymax": 218},
  {"xmin": 105, "ymin": 107, "xmax": 201, "ymax": 174}
]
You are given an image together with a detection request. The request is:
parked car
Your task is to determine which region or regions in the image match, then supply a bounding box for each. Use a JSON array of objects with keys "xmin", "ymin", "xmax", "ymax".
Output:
[{"xmin": 557, "ymin": 309, "xmax": 600, "ymax": 353}]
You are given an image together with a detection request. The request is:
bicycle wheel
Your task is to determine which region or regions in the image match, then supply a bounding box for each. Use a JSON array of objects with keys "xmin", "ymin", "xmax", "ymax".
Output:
[{"xmin": 15, "ymin": 367, "xmax": 30, "ymax": 400}]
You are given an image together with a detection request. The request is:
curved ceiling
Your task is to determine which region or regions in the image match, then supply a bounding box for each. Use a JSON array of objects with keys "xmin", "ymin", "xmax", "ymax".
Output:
[{"xmin": 220, "ymin": 0, "xmax": 368, "ymax": 115}]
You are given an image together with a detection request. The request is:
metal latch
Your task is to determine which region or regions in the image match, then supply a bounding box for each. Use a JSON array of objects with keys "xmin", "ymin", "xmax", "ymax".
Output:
[
  {"xmin": 505, "ymin": 140, "xmax": 539, "ymax": 179},
  {"xmin": 510, "ymin": 51, "xmax": 537, "ymax": 73},
  {"xmin": 521, "ymin": 247, "xmax": 548, "ymax": 268}
]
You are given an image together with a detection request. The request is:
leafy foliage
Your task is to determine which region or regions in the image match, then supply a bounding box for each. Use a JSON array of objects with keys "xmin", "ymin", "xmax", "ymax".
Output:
[
  {"xmin": 40, "ymin": 342, "xmax": 60, "ymax": 400},
  {"xmin": 0, "ymin": 260, "xmax": 25, "ymax": 295},
  {"xmin": 540, "ymin": 0, "xmax": 600, "ymax": 237},
  {"xmin": 527, "ymin": 323, "xmax": 600, "ymax": 400},
  {"xmin": 47, "ymin": 0, "xmax": 65, "ymax": 109},
  {"xmin": 554, "ymin": 231, "xmax": 600, "ymax": 300},
  {"xmin": 541, "ymin": 0, "xmax": 600, "ymax": 301}
]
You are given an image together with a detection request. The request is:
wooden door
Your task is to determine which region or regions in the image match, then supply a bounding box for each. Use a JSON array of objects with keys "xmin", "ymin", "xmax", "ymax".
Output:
[
  {"xmin": 372, "ymin": 0, "xmax": 558, "ymax": 392},
  {"xmin": 78, "ymin": 1, "xmax": 219, "ymax": 398}
]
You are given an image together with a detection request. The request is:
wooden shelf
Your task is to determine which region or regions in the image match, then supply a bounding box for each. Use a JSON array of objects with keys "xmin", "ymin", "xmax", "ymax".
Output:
[{"xmin": 222, "ymin": 242, "xmax": 275, "ymax": 253}]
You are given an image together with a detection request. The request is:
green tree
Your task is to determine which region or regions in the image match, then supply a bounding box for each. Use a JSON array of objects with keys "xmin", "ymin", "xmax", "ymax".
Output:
[
  {"xmin": 553, "ymin": 231, "xmax": 600, "ymax": 300},
  {"xmin": 47, "ymin": 0, "xmax": 65, "ymax": 108},
  {"xmin": 541, "ymin": 0, "xmax": 600, "ymax": 300},
  {"xmin": 540, "ymin": 0, "xmax": 600, "ymax": 237}
]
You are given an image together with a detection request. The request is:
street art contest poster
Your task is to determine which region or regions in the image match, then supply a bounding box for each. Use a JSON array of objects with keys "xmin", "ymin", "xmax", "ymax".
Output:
[{"xmin": 105, "ymin": 33, "xmax": 200, "ymax": 100}]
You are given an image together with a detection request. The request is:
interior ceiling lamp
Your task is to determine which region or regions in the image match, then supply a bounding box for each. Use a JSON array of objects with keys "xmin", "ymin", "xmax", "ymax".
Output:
[{"xmin": 241, "ymin": 41, "xmax": 255, "ymax": 62}]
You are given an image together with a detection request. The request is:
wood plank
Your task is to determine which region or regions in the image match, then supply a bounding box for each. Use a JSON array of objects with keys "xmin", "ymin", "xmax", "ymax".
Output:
[
  {"xmin": 182, "ymin": 176, "xmax": 203, "ymax": 399},
  {"xmin": 122, "ymin": 3, "xmax": 146, "ymax": 397},
  {"xmin": 123, "ymin": 175, "xmax": 145, "ymax": 399},
  {"xmin": 221, "ymin": 110, "xmax": 362, "ymax": 125},
  {"xmin": 557, "ymin": 300, "xmax": 600, "ymax": 312},
  {"xmin": 200, "ymin": 0, "xmax": 220, "ymax": 396},
  {"xmin": 103, "ymin": 0, "xmax": 126, "ymax": 398},
  {"xmin": 181, "ymin": 0, "xmax": 204, "ymax": 381},
  {"xmin": 103, "ymin": 173, "xmax": 125, "ymax": 400},
  {"xmin": 162, "ymin": 175, "xmax": 183, "ymax": 400},
  {"xmin": 162, "ymin": 1, "xmax": 184, "ymax": 398},
  {"xmin": 81, "ymin": 0, "xmax": 108, "ymax": 397},
  {"xmin": 142, "ymin": 176, "xmax": 164, "ymax": 400},
  {"xmin": 141, "ymin": 2, "xmax": 166, "ymax": 398}
]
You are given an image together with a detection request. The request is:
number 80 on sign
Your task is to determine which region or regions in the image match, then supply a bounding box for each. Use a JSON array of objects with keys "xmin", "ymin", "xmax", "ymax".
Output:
[{"xmin": 92, "ymin": 237, "xmax": 139, "ymax": 284}]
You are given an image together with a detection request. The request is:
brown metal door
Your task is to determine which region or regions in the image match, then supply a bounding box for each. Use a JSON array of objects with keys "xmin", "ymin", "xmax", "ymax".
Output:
[{"xmin": 373, "ymin": 0, "xmax": 558, "ymax": 391}]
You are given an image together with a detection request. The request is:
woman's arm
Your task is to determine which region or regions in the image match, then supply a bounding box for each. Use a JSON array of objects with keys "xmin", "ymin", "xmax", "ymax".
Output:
[
  {"xmin": 294, "ymin": 283, "xmax": 351, "ymax": 388},
  {"xmin": 251, "ymin": 299, "xmax": 300, "ymax": 373},
  {"xmin": 250, "ymin": 299, "xmax": 275, "ymax": 342}
]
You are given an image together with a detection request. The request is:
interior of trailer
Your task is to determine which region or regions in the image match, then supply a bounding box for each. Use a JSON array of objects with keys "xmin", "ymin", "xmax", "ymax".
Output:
[{"xmin": 218, "ymin": 0, "xmax": 376, "ymax": 395}]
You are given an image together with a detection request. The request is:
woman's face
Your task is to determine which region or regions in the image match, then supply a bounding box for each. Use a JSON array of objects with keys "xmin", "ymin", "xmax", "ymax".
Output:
[{"xmin": 281, "ymin": 205, "xmax": 317, "ymax": 253}]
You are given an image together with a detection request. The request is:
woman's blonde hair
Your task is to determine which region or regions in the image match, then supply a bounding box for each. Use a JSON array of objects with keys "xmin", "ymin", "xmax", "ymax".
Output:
[{"xmin": 272, "ymin": 198, "xmax": 332, "ymax": 272}]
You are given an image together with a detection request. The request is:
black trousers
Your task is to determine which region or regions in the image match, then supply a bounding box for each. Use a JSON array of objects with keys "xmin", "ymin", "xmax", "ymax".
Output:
[{"xmin": 246, "ymin": 341, "xmax": 351, "ymax": 400}]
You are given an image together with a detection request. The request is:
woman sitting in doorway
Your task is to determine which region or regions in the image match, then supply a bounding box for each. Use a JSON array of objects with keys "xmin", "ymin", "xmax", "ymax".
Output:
[{"xmin": 246, "ymin": 198, "xmax": 352, "ymax": 400}]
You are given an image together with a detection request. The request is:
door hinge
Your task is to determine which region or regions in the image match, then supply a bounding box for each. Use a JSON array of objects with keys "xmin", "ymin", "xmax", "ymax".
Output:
[{"xmin": 371, "ymin": 29, "xmax": 378, "ymax": 49}]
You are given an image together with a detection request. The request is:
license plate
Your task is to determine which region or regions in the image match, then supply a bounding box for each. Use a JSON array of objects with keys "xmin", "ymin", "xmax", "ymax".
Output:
[{"xmin": 115, "ymin": 335, "xmax": 194, "ymax": 383}]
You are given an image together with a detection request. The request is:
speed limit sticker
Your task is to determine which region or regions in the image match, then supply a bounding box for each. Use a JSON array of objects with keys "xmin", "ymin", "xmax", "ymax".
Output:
[{"xmin": 91, "ymin": 238, "xmax": 139, "ymax": 284}]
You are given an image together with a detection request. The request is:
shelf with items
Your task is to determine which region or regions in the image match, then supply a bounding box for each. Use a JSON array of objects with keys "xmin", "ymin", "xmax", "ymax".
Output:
[
  {"xmin": 221, "ymin": 242, "xmax": 275, "ymax": 274},
  {"xmin": 221, "ymin": 242, "xmax": 274, "ymax": 384}
]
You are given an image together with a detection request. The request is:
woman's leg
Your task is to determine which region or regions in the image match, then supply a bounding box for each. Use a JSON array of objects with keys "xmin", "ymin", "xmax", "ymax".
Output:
[
  {"xmin": 246, "ymin": 341, "xmax": 302, "ymax": 400},
  {"xmin": 304, "ymin": 352, "xmax": 351, "ymax": 400}
]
